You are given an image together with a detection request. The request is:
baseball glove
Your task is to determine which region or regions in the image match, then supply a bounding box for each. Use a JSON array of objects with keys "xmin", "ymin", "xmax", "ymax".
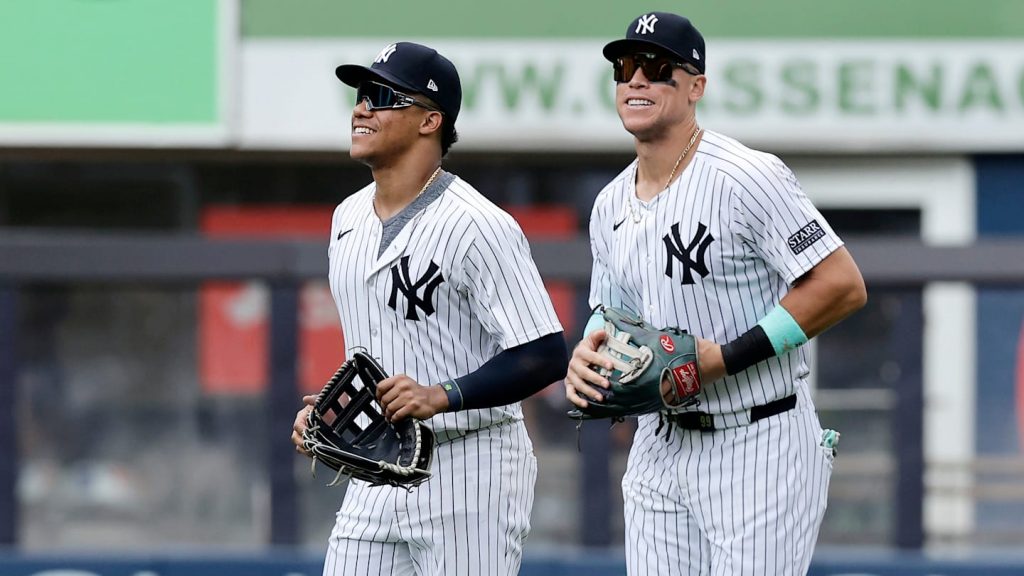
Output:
[
  {"xmin": 569, "ymin": 306, "xmax": 702, "ymax": 420},
  {"xmin": 302, "ymin": 351, "xmax": 434, "ymax": 488}
]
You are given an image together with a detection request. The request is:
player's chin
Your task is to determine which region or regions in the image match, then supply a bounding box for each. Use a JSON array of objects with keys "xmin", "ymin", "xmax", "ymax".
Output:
[
  {"xmin": 348, "ymin": 142, "xmax": 376, "ymax": 163},
  {"xmin": 618, "ymin": 112, "xmax": 659, "ymax": 137},
  {"xmin": 348, "ymin": 134, "xmax": 380, "ymax": 158}
]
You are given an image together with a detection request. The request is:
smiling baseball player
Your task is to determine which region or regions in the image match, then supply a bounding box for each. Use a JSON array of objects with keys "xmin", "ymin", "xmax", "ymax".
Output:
[
  {"xmin": 291, "ymin": 42, "xmax": 567, "ymax": 576},
  {"xmin": 565, "ymin": 13, "xmax": 867, "ymax": 575}
]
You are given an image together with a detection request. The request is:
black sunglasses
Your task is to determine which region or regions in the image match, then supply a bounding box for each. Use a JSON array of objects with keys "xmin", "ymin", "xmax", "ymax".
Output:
[
  {"xmin": 613, "ymin": 52, "xmax": 700, "ymax": 83},
  {"xmin": 356, "ymin": 81, "xmax": 441, "ymax": 113}
]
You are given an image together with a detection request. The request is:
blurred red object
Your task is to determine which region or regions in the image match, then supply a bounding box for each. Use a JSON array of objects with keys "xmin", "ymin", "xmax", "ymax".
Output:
[
  {"xmin": 503, "ymin": 205, "xmax": 579, "ymax": 337},
  {"xmin": 199, "ymin": 206, "xmax": 342, "ymax": 395}
]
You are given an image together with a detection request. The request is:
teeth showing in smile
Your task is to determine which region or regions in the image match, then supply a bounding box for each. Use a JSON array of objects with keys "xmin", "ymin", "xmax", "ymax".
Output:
[
  {"xmin": 353, "ymin": 127, "xmax": 375, "ymax": 135},
  {"xmin": 627, "ymin": 98, "xmax": 654, "ymax": 107}
]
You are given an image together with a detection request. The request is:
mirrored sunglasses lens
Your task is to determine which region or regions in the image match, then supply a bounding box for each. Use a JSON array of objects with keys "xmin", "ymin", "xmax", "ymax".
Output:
[
  {"xmin": 356, "ymin": 83, "xmax": 396, "ymax": 109},
  {"xmin": 614, "ymin": 56, "xmax": 674, "ymax": 82},
  {"xmin": 614, "ymin": 58, "xmax": 636, "ymax": 82},
  {"xmin": 642, "ymin": 57, "xmax": 674, "ymax": 82}
]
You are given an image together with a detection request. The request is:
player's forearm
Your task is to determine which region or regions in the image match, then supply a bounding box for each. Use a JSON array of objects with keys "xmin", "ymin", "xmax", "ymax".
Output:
[
  {"xmin": 707, "ymin": 248, "xmax": 865, "ymax": 380},
  {"xmin": 439, "ymin": 331, "xmax": 568, "ymax": 411},
  {"xmin": 781, "ymin": 247, "xmax": 867, "ymax": 338}
]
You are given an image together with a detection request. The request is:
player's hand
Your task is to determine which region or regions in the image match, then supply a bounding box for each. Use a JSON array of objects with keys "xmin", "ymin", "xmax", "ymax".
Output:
[
  {"xmin": 696, "ymin": 338, "xmax": 726, "ymax": 383},
  {"xmin": 291, "ymin": 394, "xmax": 317, "ymax": 457},
  {"xmin": 565, "ymin": 330, "xmax": 613, "ymax": 409},
  {"xmin": 377, "ymin": 375, "xmax": 448, "ymax": 422}
]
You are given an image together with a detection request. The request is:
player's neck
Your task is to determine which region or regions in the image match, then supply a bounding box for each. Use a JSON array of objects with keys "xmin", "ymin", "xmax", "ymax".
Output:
[
  {"xmin": 371, "ymin": 156, "xmax": 443, "ymax": 221},
  {"xmin": 633, "ymin": 119, "xmax": 702, "ymax": 202}
]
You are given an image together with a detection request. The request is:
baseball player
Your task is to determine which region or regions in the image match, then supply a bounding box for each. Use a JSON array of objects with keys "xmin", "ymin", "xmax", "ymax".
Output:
[
  {"xmin": 565, "ymin": 13, "xmax": 867, "ymax": 575},
  {"xmin": 290, "ymin": 42, "xmax": 567, "ymax": 575}
]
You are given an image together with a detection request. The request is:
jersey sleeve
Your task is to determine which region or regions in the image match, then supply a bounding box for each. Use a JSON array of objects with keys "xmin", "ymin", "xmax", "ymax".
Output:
[
  {"xmin": 327, "ymin": 203, "xmax": 345, "ymax": 258},
  {"xmin": 587, "ymin": 200, "xmax": 617, "ymax": 310},
  {"xmin": 459, "ymin": 213, "xmax": 563, "ymax": 350},
  {"xmin": 729, "ymin": 154, "xmax": 844, "ymax": 284},
  {"xmin": 587, "ymin": 192, "xmax": 635, "ymax": 312}
]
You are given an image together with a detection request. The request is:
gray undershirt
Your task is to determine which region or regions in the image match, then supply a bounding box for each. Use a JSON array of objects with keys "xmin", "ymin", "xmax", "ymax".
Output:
[{"xmin": 377, "ymin": 170, "xmax": 455, "ymax": 258}]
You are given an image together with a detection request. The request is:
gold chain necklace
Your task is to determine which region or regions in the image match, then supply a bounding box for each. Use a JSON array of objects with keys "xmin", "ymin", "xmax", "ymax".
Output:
[
  {"xmin": 417, "ymin": 166, "xmax": 443, "ymax": 198},
  {"xmin": 629, "ymin": 126, "xmax": 702, "ymax": 223}
]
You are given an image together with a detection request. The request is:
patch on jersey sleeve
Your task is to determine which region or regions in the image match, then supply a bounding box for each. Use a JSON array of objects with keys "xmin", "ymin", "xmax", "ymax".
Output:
[{"xmin": 787, "ymin": 220, "xmax": 826, "ymax": 255}]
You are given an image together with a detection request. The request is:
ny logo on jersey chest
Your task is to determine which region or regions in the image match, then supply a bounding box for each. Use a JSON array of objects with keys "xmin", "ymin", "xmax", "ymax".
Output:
[
  {"xmin": 663, "ymin": 221, "xmax": 714, "ymax": 285},
  {"xmin": 388, "ymin": 256, "xmax": 445, "ymax": 321}
]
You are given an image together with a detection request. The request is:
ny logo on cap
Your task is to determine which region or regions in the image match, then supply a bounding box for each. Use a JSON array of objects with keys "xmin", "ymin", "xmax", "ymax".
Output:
[
  {"xmin": 635, "ymin": 14, "xmax": 658, "ymax": 35},
  {"xmin": 375, "ymin": 43, "xmax": 397, "ymax": 64}
]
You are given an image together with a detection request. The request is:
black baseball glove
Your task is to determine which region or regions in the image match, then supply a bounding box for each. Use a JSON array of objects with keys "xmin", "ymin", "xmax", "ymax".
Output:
[
  {"xmin": 569, "ymin": 306, "xmax": 702, "ymax": 420},
  {"xmin": 302, "ymin": 351, "xmax": 434, "ymax": 488}
]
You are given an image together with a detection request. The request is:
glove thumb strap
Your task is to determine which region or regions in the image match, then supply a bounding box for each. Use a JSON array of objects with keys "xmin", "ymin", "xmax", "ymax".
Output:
[{"xmin": 662, "ymin": 356, "xmax": 701, "ymax": 409}]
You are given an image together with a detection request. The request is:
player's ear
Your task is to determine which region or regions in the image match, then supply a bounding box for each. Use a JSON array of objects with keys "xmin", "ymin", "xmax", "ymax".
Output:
[
  {"xmin": 689, "ymin": 75, "xmax": 706, "ymax": 104},
  {"xmin": 419, "ymin": 110, "xmax": 444, "ymax": 137}
]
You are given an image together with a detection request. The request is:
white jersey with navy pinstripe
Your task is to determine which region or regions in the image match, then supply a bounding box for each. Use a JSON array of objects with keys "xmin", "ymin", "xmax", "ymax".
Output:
[
  {"xmin": 588, "ymin": 130, "xmax": 840, "ymax": 575},
  {"xmin": 589, "ymin": 129, "xmax": 843, "ymax": 418},
  {"xmin": 323, "ymin": 172, "xmax": 560, "ymax": 576},
  {"xmin": 328, "ymin": 173, "xmax": 562, "ymax": 433}
]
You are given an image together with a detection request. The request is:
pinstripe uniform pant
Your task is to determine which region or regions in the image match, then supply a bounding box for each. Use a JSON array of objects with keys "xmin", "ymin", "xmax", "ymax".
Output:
[
  {"xmin": 322, "ymin": 420, "xmax": 537, "ymax": 576},
  {"xmin": 623, "ymin": 385, "xmax": 833, "ymax": 576}
]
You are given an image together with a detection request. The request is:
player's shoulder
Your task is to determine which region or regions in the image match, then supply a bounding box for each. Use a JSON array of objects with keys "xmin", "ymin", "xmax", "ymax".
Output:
[
  {"xmin": 699, "ymin": 130, "xmax": 781, "ymax": 169},
  {"xmin": 439, "ymin": 174, "xmax": 524, "ymax": 234},
  {"xmin": 698, "ymin": 129, "xmax": 796, "ymax": 189}
]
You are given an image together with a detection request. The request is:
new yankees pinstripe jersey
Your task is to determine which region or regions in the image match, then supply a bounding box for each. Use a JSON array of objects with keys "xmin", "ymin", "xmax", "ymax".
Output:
[
  {"xmin": 322, "ymin": 170, "xmax": 559, "ymax": 576},
  {"xmin": 328, "ymin": 170, "xmax": 562, "ymax": 433},
  {"xmin": 590, "ymin": 130, "xmax": 840, "ymax": 575},
  {"xmin": 589, "ymin": 129, "xmax": 843, "ymax": 417}
]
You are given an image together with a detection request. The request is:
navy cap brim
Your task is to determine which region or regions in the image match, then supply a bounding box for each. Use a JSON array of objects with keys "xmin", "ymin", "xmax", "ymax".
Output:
[
  {"xmin": 335, "ymin": 64, "xmax": 419, "ymax": 94},
  {"xmin": 603, "ymin": 38, "xmax": 686, "ymax": 63}
]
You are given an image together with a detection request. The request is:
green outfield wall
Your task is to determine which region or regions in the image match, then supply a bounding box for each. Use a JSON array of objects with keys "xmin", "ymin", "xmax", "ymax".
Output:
[{"xmin": 241, "ymin": 0, "xmax": 1024, "ymax": 38}]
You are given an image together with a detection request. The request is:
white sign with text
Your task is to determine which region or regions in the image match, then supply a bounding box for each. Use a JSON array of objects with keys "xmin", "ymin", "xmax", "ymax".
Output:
[{"xmin": 240, "ymin": 39, "xmax": 1024, "ymax": 152}]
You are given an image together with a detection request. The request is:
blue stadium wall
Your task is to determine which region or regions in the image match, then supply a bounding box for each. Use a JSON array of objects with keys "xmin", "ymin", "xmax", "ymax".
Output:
[
  {"xmin": 975, "ymin": 154, "xmax": 1024, "ymax": 534},
  {"xmin": 2, "ymin": 551, "xmax": 1024, "ymax": 576}
]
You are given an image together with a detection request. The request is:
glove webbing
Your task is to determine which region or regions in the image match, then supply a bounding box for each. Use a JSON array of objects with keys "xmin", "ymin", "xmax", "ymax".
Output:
[
  {"xmin": 307, "ymin": 356, "xmax": 392, "ymax": 486},
  {"xmin": 316, "ymin": 360, "xmax": 389, "ymax": 447},
  {"xmin": 601, "ymin": 324, "xmax": 653, "ymax": 384}
]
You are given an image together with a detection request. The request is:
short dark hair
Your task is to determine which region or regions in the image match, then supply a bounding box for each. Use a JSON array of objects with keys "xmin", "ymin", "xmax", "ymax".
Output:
[
  {"xmin": 441, "ymin": 119, "xmax": 459, "ymax": 157},
  {"xmin": 417, "ymin": 92, "xmax": 458, "ymax": 156}
]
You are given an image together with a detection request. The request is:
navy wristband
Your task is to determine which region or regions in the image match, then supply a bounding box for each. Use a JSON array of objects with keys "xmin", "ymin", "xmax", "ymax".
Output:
[{"xmin": 441, "ymin": 380, "xmax": 464, "ymax": 412}]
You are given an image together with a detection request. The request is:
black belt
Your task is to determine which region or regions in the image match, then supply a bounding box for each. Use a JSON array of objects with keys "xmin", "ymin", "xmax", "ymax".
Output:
[{"xmin": 668, "ymin": 394, "xmax": 797, "ymax": 431}]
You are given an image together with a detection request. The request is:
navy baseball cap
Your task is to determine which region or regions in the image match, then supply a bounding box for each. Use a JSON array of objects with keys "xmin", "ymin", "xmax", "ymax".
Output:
[
  {"xmin": 336, "ymin": 42, "xmax": 462, "ymax": 122},
  {"xmin": 603, "ymin": 12, "xmax": 706, "ymax": 74}
]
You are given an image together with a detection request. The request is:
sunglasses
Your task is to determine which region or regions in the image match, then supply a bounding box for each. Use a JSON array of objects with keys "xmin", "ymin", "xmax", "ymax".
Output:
[
  {"xmin": 356, "ymin": 81, "xmax": 441, "ymax": 112},
  {"xmin": 613, "ymin": 53, "xmax": 700, "ymax": 83}
]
